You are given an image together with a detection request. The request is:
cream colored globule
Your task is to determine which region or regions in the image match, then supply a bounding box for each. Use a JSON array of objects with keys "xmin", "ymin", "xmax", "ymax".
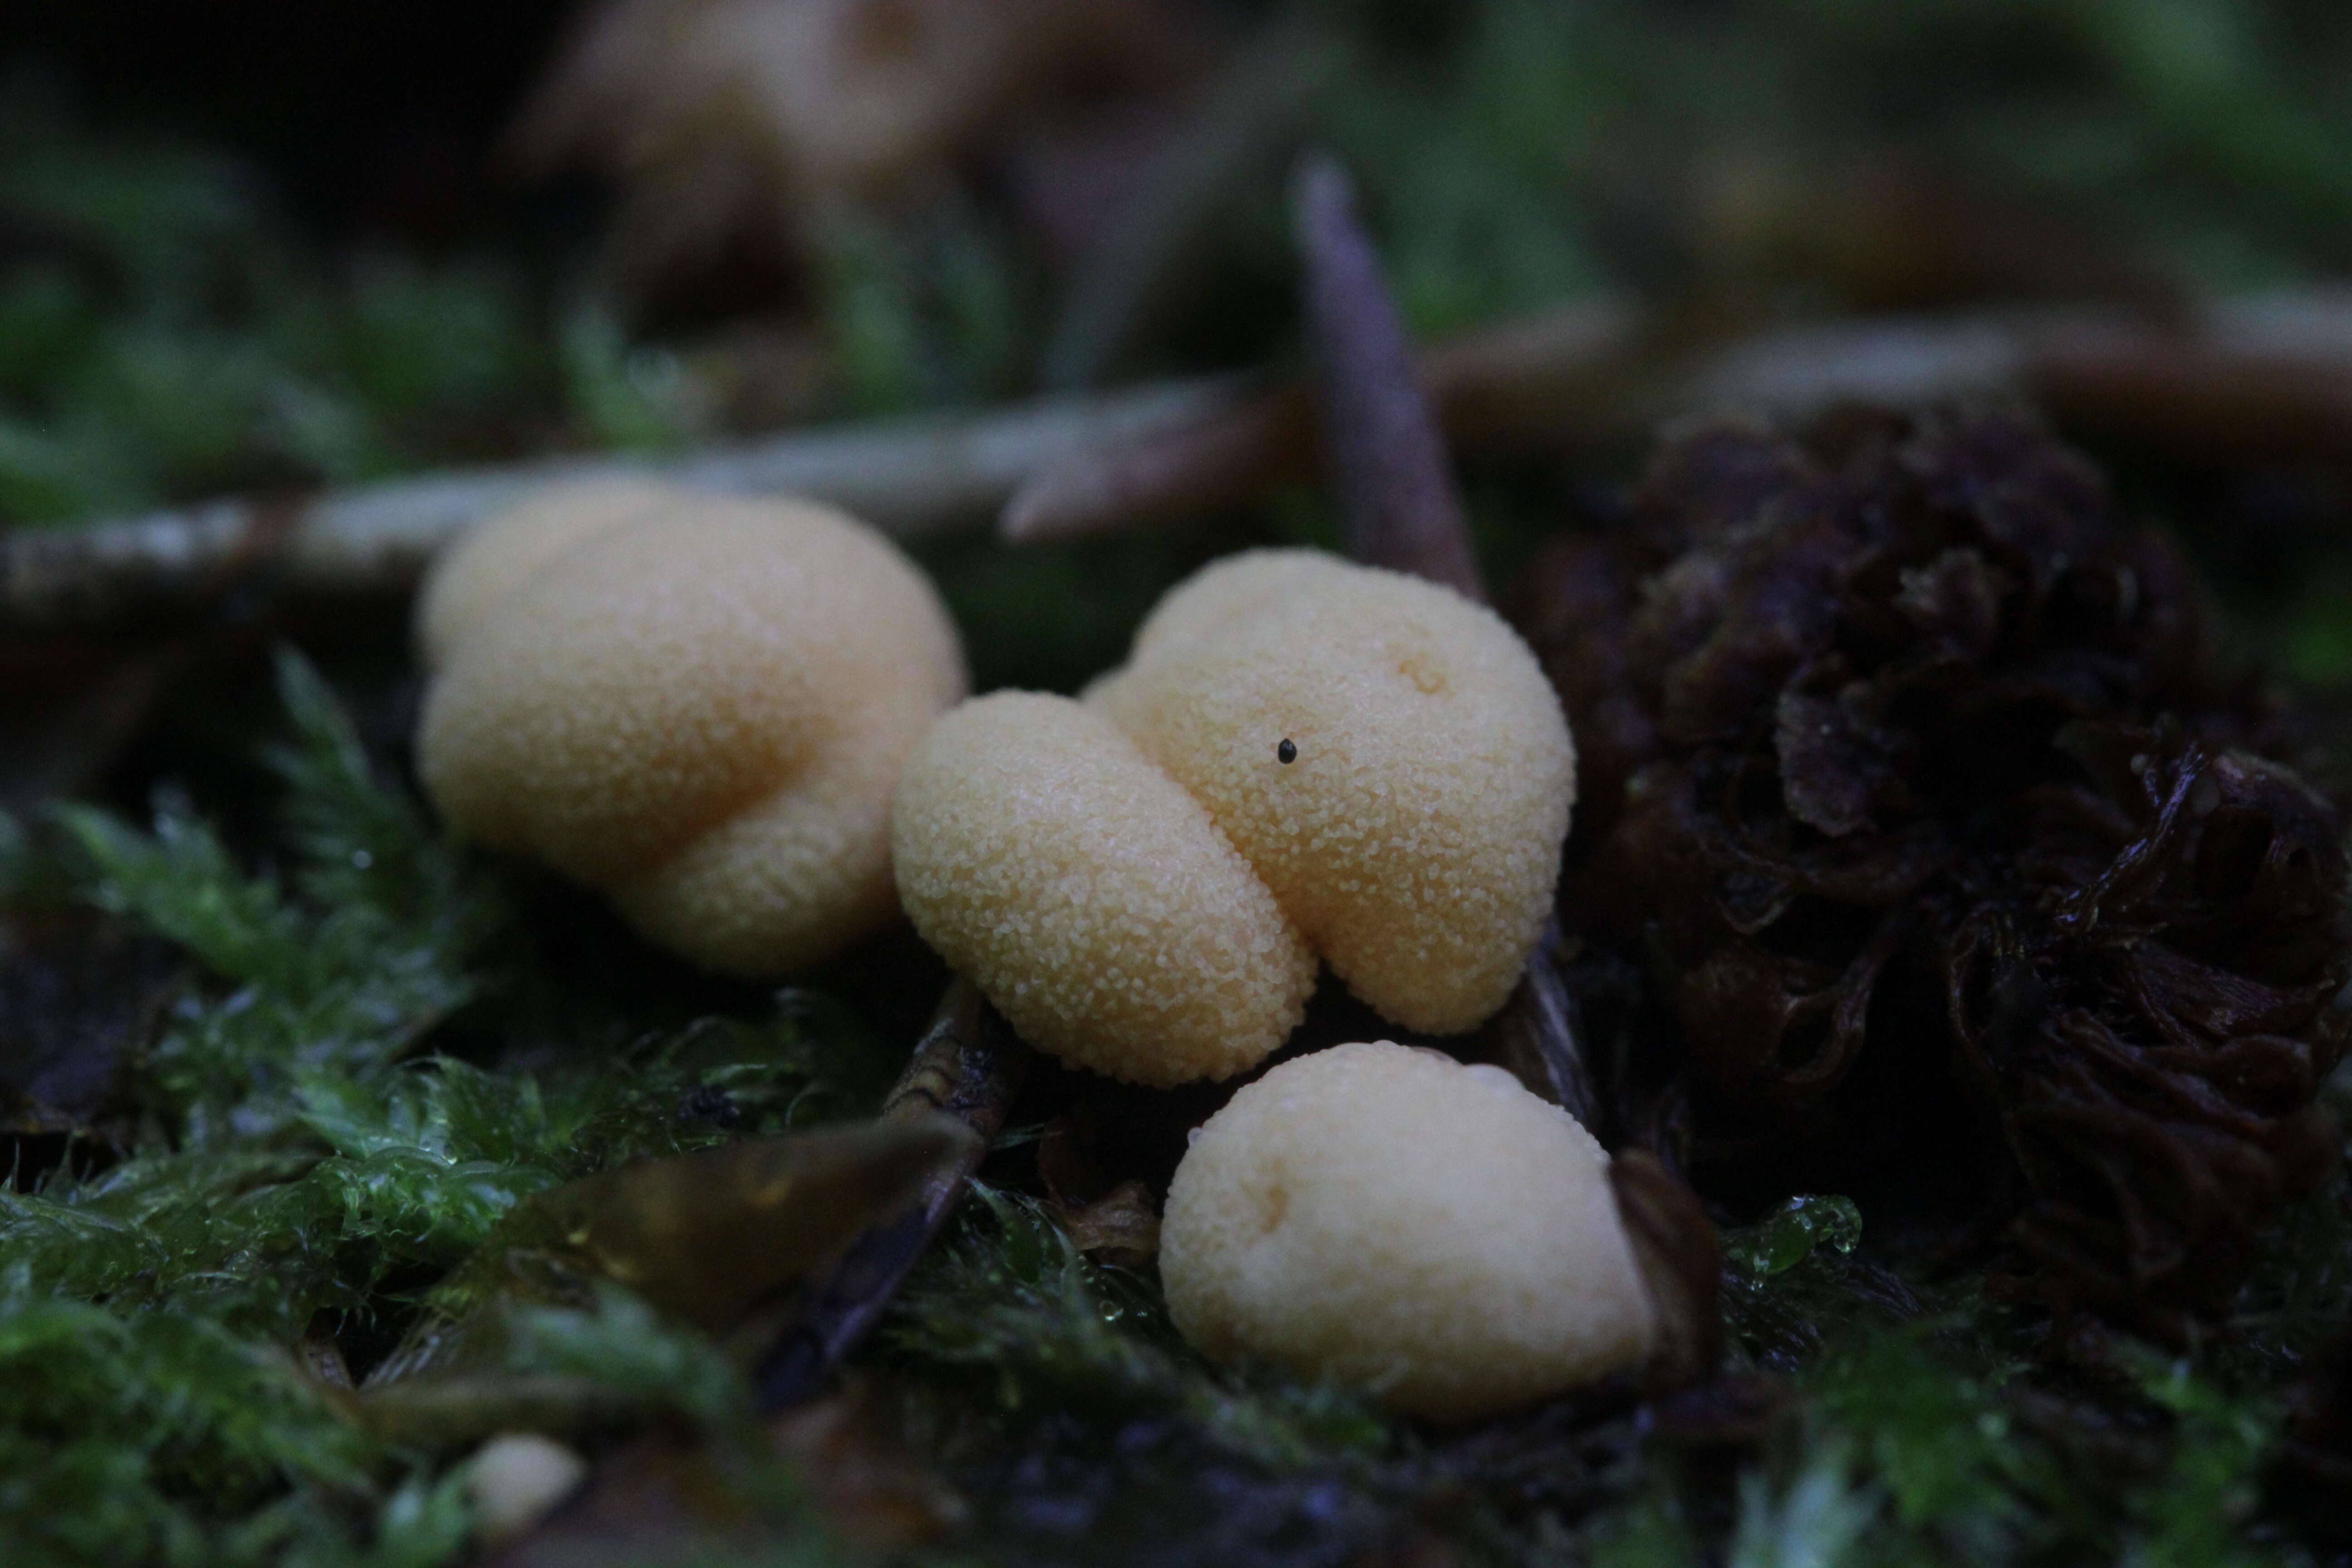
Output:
[
  {"xmin": 889, "ymin": 548, "xmax": 1575, "ymax": 1085},
  {"xmin": 416, "ymin": 477, "xmax": 964, "ymax": 977},
  {"xmin": 890, "ymin": 692, "xmax": 1317, "ymax": 1085},
  {"xmin": 1159, "ymin": 1041, "xmax": 1657, "ymax": 1423},
  {"xmin": 1088, "ymin": 550, "xmax": 1575, "ymax": 1034}
]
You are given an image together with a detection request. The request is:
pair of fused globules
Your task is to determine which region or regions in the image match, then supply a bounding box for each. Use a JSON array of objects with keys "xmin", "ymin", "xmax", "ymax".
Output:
[{"xmin": 892, "ymin": 548, "xmax": 1577, "ymax": 1087}]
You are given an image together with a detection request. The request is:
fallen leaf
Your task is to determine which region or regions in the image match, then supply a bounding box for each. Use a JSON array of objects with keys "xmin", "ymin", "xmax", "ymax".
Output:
[
  {"xmin": 1051, "ymin": 1177, "xmax": 1161, "ymax": 1269},
  {"xmin": 0, "ymin": 906, "xmax": 178, "ymax": 1142}
]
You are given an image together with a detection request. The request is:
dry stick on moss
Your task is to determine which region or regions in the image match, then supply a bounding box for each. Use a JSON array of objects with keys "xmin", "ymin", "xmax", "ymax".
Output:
[
  {"xmin": 21, "ymin": 295, "xmax": 2352, "ymax": 642},
  {"xmin": 1002, "ymin": 290, "xmax": 2352, "ymax": 545},
  {"xmin": 755, "ymin": 977, "xmax": 1028, "ymax": 1410},
  {"xmin": 0, "ymin": 377, "xmax": 1240, "ymax": 638},
  {"xmin": 1290, "ymin": 149, "xmax": 1606, "ymax": 1130},
  {"xmin": 1293, "ymin": 152, "xmax": 1486, "ymax": 600}
]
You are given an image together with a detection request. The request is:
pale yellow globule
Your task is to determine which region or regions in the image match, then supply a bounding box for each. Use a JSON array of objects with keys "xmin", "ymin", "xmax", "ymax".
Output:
[
  {"xmin": 1088, "ymin": 549, "xmax": 1577, "ymax": 1035},
  {"xmin": 890, "ymin": 692, "xmax": 1318, "ymax": 1086},
  {"xmin": 416, "ymin": 478, "xmax": 965, "ymax": 977},
  {"xmin": 891, "ymin": 548, "xmax": 1574, "ymax": 1084},
  {"xmin": 414, "ymin": 475, "xmax": 681, "ymax": 672},
  {"xmin": 1160, "ymin": 1041, "xmax": 1656, "ymax": 1423}
]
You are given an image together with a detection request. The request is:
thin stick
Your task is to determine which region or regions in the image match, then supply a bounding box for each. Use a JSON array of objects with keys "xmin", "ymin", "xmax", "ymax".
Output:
[
  {"xmin": 0, "ymin": 377, "xmax": 1240, "ymax": 638},
  {"xmin": 1003, "ymin": 290, "xmax": 2352, "ymax": 545},
  {"xmin": 1487, "ymin": 917, "xmax": 1603, "ymax": 1130},
  {"xmin": 1000, "ymin": 295, "xmax": 1647, "ymax": 544},
  {"xmin": 1286, "ymin": 155, "xmax": 1615, "ymax": 1141},
  {"xmin": 1292, "ymin": 152, "xmax": 1485, "ymax": 599},
  {"xmin": 23, "ymin": 292, "xmax": 2352, "ymax": 637}
]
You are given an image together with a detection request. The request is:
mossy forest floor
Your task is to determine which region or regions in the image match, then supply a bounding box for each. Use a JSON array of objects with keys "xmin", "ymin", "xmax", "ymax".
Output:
[{"xmin": 9, "ymin": 2, "xmax": 2352, "ymax": 1563}]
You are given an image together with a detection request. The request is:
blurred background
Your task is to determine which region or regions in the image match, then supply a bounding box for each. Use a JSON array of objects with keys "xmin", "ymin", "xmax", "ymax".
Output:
[{"xmin": 7, "ymin": 0, "xmax": 2352, "ymax": 694}]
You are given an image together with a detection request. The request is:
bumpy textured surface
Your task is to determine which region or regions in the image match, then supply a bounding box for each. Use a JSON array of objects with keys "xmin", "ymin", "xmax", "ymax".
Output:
[
  {"xmin": 892, "ymin": 693, "xmax": 1317, "ymax": 1085},
  {"xmin": 1090, "ymin": 550, "xmax": 1575, "ymax": 1033},
  {"xmin": 417, "ymin": 482, "xmax": 964, "ymax": 976},
  {"xmin": 1517, "ymin": 409, "xmax": 2351, "ymax": 1333},
  {"xmin": 891, "ymin": 549, "xmax": 1575, "ymax": 1083},
  {"xmin": 1160, "ymin": 1041, "xmax": 1656, "ymax": 1422},
  {"xmin": 416, "ymin": 476, "xmax": 680, "ymax": 671}
]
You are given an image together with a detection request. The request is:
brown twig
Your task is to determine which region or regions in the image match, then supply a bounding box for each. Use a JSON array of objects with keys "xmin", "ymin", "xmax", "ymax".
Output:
[
  {"xmin": 0, "ymin": 377, "xmax": 1240, "ymax": 638},
  {"xmin": 1003, "ymin": 289, "xmax": 2352, "ymax": 545},
  {"xmin": 1293, "ymin": 152, "xmax": 1485, "ymax": 600},
  {"xmin": 1485, "ymin": 917, "xmax": 1602, "ymax": 1131},
  {"xmin": 1286, "ymin": 174, "xmax": 1730, "ymax": 1397},
  {"xmin": 1289, "ymin": 155, "xmax": 1619, "ymax": 1171},
  {"xmin": 24, "ymin": 291, "xmax": 2352, "ymax": 640},
  {"xmin": 755, "ymin": 977, "xmax": 1028, "ymax": 1410}
]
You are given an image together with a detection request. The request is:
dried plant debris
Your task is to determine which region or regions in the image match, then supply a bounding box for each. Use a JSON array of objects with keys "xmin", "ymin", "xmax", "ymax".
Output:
[
  {"xmin": 509, "ymin": 0, "xmax": 1205, "ymax": 313},
  {"xmin": 0, "ymin": 907, "xmax": 174, "ymax": 1143},
  {"xmin": 1519, "ymin": 407, "xmax": 2352, "ymax": 1334}
]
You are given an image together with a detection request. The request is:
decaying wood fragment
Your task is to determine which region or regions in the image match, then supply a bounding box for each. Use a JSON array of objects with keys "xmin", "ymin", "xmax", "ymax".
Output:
[
  {"xmin": 1295, "ymin": 155, "xmax": 1720, "ymax": 1397},
  {"xmin": 359, "ymin": 1116, "xmax": 973, "ymax": 1414},
  {"xmin": 756, "ymin": 976, "xmax": 1028, "ymax": 1409},
  {"xmin": 1609, "ymin": 1151, "xmax": 1725, "ymax": 1392},
  {"xmin": 468, "ymin": 994, "xmax": 1016, "ymax": 1563}
]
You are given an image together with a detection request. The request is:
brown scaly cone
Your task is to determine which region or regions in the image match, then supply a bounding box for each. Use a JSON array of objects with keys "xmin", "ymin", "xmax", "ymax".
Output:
[{"xmin": 1515, "ymin": 407, "xmax": 2351, "ymax": 1338}]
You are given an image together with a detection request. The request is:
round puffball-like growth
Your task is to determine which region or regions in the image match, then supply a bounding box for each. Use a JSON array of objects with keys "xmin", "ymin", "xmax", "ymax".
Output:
[
  {"xmin": 890, "ymin": 692, "xmax": 1317, "ymax": 1086},
  {"xmin": 891, "ymin": 548, "xmax": 1573, "ymax": 1087},
  {"xmin": 1088, "ymin": 550, "xmax": 1575, "ymax": 1034},
  {"xmin": 1161, "ymin": 1041, "xmax": 1657, "ymax": 1423},
  {"xmin": 417, "ymin": 478, "xmax": 965, "ymax": 976}
]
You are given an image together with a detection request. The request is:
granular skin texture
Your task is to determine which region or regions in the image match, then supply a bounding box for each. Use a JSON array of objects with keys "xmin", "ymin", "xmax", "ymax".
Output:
[
  {"xmin": 416, "ymin": 476, "xmax": 679, "ymax": 671},
  {"xmin": 417, "ymin": 483, "xmax": 964, "ymax": 976},
  {"xmin": 891, "ymin": 549, "xmax": 1575, "ymax": 1083},
  {"xmin": 1160, "ymin": 1041, "xmax": 1657, "ymax": 1422},
  {"xmin": 1090, "ymin": 550, "xmax": 1576, "ymax": 1034},
  {"xmin": 891, "ymin": 693, "xmax": 1318, "ymax": 1086}
]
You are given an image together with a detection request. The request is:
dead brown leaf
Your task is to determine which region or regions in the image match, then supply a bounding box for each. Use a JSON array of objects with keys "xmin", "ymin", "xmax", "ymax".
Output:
[
  {"xmin": 1051, "ymin": 1177, "xmax": 1161, "ymax": 1269},
  {"xmin": 0, "ymin": 907, "xmax": 177, "ymax": 1145},
  {"xmin": 769, "ymin": 1379, "xmax": 967, "ymax": 1548}
]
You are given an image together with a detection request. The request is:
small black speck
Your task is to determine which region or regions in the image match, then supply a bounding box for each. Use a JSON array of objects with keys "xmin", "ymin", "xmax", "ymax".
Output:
[{"xmin": 1277, "ymin": 739, "xmax": 1298, "ymax": 764}]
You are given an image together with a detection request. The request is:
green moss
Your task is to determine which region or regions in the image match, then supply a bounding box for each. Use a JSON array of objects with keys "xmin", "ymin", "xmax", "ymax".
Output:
[
  {"xmin": 886, "ymin": 1185, "xmax": 1392, "ymax": 1469},
  {"xmin": 10, "ymin": 6, "xmax": 2352, "ymax": 1560},
  {"xmin": 0, "ymin": 654, "xmax": 896, "ymax": 1563}
]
